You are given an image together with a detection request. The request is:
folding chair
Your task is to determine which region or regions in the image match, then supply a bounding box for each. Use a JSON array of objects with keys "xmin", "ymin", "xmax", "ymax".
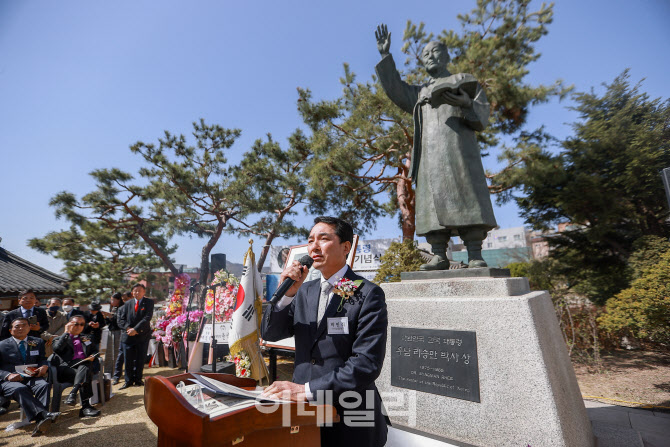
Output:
[
  {"xmin": 50, "ymin": 363, "xmax": 105, "ymax": 412},
  {"xmin": 3, "ymin": 382, "xmax": 52, "ymax": 432}
]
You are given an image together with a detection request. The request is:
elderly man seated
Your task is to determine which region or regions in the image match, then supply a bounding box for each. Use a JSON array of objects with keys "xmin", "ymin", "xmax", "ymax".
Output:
[
  {"xmin": 51, "ymin": 315, "xmax": 101, "ymax": 418},
  {"xmin": 0, "ymin": 318, "xmax": 60, "ymax": 436}
]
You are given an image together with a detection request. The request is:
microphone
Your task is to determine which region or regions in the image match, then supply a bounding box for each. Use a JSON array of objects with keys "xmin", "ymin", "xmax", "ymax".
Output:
[
  {"xmin": 269, "ymin": 255, "xmax": 314, "ymax": 306},
  {"xmin": 189, "ymin": 281, "xmax": 200, "ymax": 291},
  {"xmin": 207, "ymin": 282, "xmax": 226, "ymax": 290}
]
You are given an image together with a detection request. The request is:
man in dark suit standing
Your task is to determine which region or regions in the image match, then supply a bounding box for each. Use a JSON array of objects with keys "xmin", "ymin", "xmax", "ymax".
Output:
[
  {"xmin": 261, "ymin": 217, "xmax": 388, "ymax": 447},
  {"xmin": 0, "ymin": 318, "xmax": 60, "ymax": 436},
  {"xmin": 117, "ymin": 283, "xmax": 154, "ymax": 389},
  {"xmin": 51, "ymin": 315, "xmax": 101, "ymax": 417},
  {"xmin": 0, "ymin": 290, "xmax": 49, "ymax": 341}
]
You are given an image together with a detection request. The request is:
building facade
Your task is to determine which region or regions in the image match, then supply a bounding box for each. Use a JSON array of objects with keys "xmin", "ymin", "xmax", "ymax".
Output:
[{"xmin": 0, "ymin": 246, "xmax": 68, "ymax": 310}]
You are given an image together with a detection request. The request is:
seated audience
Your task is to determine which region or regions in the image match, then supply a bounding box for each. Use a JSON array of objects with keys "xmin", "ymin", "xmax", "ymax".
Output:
[
  {"xmin": 51, "ymin": 315, "xmax": 101, "ymax": 418},
  {"xmin": 0, "ymin": 290, "xmax": 49, "ymax": 341},
  {"xmin": 0, "ymin": 318, "xmax": 60, "ymax": 436}
]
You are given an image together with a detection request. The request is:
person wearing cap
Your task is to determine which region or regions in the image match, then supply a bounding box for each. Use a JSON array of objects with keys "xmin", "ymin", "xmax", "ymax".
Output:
[{"xmin": 83, "ymin": 301, "xmax": 106, "ymax": 350}]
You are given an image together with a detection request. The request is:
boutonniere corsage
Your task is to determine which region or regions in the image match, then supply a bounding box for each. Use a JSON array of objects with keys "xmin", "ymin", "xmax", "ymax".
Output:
[
  {"xmin": 81, "ymin": 335, "xmax": 91, "ymax": 343},
  {"xmin": 333, "ymin": 278, "xmax": 363, "ymax": 312},
  {"xmin": 26, "ymin": 340, "xmax": 39, "ymax": 347}
]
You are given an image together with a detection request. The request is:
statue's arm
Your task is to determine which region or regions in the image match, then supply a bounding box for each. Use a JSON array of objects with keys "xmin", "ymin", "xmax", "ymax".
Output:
[
  {"xmin": 374, "ymin": 23, "xmax": 419, "ymax": 114},
  {"xmin": 461, "ymin": 84, "xmax": 490, "ymax": 132},
  {"xmin": 375, "ymin": 54, "xmax": 420, "ymax": 114}
]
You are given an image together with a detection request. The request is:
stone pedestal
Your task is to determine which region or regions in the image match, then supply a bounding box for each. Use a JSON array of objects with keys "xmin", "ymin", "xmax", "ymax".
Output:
[{"xmin": 377, "ymin": 274, "xmax": 594, "ymax": 447}]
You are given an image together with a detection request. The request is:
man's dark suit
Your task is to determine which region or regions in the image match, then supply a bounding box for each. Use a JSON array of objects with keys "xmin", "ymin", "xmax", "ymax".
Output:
[
  {"xmin": 262, "ymin": 266, "xmax": 388, "ymax": 447},
  {"xmin": 0, "ymin": 307, "xmax": 49, "ymax": 340},
  {"xmin": 0, "ymin": 336, "xmax": 50, "ymax": 421},
  {"xmin": 117, "ymin": 298, "xmax": 154, "ymax": 384},
  {"xmin": 64, "ymin": 308, "xmax": 85, "ymax": 322},
  {"xmin": 51, "ymin": 332, "xmax": 98, "ymax": 402}
]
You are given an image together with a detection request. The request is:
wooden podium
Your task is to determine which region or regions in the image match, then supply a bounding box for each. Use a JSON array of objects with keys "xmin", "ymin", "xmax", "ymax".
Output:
[{"xmin": 145, "ymin": 373, "xmax": 339, "ymax": 447}]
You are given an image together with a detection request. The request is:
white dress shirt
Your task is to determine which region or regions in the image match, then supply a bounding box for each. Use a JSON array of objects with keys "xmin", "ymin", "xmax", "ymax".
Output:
[
  {"xmin": 274, "ymin": 263, "xmax": 349, "ymax": 401},
  {"xmin": 275, "ymin": 264, "xmax": 348, "ymax": 311}
]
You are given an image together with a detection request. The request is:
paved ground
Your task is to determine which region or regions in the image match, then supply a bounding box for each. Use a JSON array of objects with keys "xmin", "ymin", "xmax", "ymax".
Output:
[
  {"xmin": 0, "ymin": 368, "xmax": 168, "ymax": 447},
  {"xmin": 278, "ymin": 356, "xmax": 670, "ymax": 446},
  {"xmin": 585, "ymin": 400, "xmax": 670, "ymax": 447},
  {"xmin": 385, "ymin": 400, "xmax": 670, "ymax": 447},
  {"xmin": 2, "ymin": 362, "xmax": 668, "ymax": 446}
]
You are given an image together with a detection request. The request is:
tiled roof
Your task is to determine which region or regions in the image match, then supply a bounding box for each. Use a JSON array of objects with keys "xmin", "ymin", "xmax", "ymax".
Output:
[{"xmin": 0, "ymin": 247, "xmax": 68, "ymax": 295}]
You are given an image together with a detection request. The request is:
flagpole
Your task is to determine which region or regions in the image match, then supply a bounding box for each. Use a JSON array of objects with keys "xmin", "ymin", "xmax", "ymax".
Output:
[
  {"xmin": 248, "ymin": 238, "xmax": 270, "ymax": 385},
  {"xmin": 228, "ymin": 239, "xmax": 271, "ymax": 384},
  {"xmin": 183, "ymin": 281, "xmax": 200, "ymax": 373},
  {"xmin": 211, "ymin": 286, "xmax": 218, "ymax": 373}
]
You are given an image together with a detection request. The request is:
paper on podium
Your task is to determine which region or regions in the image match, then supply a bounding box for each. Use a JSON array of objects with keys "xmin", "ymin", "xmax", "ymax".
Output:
[
  {"xmin": 191, "ymin": 374, "xmax": 291, "ymax": 404},
  {"xmin": 186, "ymin": 374, "xmax": 291, "ymax": 417}
]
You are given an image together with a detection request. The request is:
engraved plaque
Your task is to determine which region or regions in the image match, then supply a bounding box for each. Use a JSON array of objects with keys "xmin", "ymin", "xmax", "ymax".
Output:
[{"xmin": 391, "ymin": 327, "xmax": 480, "ymax": 402}]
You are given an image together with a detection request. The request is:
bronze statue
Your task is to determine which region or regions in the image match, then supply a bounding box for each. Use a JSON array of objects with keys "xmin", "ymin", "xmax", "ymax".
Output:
[{"xmin": 375, "ymin": 24, "xmax": 497, "ymax": 270}]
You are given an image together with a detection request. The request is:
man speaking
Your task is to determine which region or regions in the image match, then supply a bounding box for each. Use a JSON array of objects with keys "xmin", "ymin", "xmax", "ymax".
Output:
[{"xmin": 261, "ymin": 216, "xmax": 388, "ymax": 447}]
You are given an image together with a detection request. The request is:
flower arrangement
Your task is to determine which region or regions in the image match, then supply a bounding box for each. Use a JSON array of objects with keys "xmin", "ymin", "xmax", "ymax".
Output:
[
  {"xmin": 204, "ymin": 270, "xmax": 239, "ymax": 322},
  {"xmin": 333, "ymin": 277, "xmax": 363, "ymax": 312},
  {"xmin": 152, "ymin": 273, "xmax": 192, "ymax": 346},
  {"xmin": 228, "ymin": 349, "xmax": 251, "ymax": 378},
  {"xmin": 168, "ymin": 310, "xmax": 204, "ymax": 344},
  {"xmin": 165, "ymin": 273, "xmax": 191, "ymax": 318},
  {"xmin": 152, "ymin": 270, "xmax": 239, "ymax": 348},
  {"xmin": 153, "ymin": 310, "xmax": 204, "ymax": 345}
]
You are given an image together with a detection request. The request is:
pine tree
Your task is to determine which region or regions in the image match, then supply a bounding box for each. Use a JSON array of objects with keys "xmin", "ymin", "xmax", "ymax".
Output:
[
  {"xmin": 38, "ymin": 119, "xmax": 313, "ymax": 302},
  {"xmin": 29, "ymin": 219, "xmax": 170, "ymax": 299},
  {"xmin": 495, "ymin": 71, "xmax": 670, "ymax": 304},
  {"xmin": 227, "ymin": 130, "xmax": 314, "ymax": 271}
]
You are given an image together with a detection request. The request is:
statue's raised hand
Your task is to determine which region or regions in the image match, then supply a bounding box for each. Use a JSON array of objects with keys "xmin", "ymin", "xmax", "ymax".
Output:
[{"xmin": 375, "ymin": 24, "xmax": 391, "ymax": 56}]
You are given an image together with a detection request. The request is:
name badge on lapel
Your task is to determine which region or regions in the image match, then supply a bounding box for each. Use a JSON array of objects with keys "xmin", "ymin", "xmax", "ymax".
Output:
[
  {"xmin": 327, "ymin": 317, "xmax": 349, "ymax": 335},
  {"xmin": 30, "ymin": 350, "xmax": 39, "ymax": 356}
]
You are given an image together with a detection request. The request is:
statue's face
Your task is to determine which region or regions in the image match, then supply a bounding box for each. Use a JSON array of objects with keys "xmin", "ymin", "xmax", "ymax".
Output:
[{"xmin": 421, "ymin": 42, "xmax": 449, "ymax": 76}]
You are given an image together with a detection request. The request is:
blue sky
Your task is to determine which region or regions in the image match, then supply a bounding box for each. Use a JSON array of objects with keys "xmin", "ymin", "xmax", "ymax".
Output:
[{"xmin": 1, "ymin": 0, "xmax": 668, "ymax": 274}]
